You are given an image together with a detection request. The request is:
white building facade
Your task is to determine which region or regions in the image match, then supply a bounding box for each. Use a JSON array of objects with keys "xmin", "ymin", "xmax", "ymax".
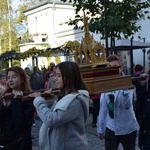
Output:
[
  {"xmin": 24, "ymin": 2, "xmax": 84, "ymax": 47},
  {"xmin": 20, "ymin": 1, "xmax": 85, "ymax": 70}
]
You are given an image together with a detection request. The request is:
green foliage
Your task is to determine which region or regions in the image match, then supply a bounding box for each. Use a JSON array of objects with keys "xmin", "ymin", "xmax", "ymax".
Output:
[
  {"xmin": 17, "ymin": 4, "xmax": 28, "ymax": 24},
  {"xmin": 0, "ymin": 60, "xmax": 9, "ymax": 71},
  {"xmin": 18, "ymin": 32, "xmax": 34, "ymax": 43},
  {"xmin": 37, "ymin": 44, "xmax": 51, "ymax": 48},
  {"xmin": 12, "ymin": 59, "xmax": 21, "ymax": 66},
  {"xmin": 0, "ymin": 47, "xmax": 65, "ymax": 61},
  {"xmin": 46, "ymin": 57, "xmax": 51, "ymax": 67},
  {"xmin": 61, "ymin": 0, "xmax": 150, "ymax": 40},
  {"xmin": 55, "ymin": 56, "xmax": 61, "ymax": 64},
  {"xmin": 62, "ymin": 40, "xmax": 80, "ymax": 52}
]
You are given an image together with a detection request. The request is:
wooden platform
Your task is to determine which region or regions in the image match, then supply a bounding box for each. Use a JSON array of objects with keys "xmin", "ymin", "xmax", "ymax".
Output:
[
  {"xmin": 80, "ymin": 65, "xmax": 134, "ymax": 95},
  {"xmin": 83, "ymin": 75, "xmax": 134, "ymax": 95}
]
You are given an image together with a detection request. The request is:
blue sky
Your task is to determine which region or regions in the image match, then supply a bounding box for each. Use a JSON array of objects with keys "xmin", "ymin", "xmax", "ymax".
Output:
[
  {"xmin": 11, "ymin": 0, "xmax": 27, "ymax": 34},
  {"xmin": 12, "ymin": 0, "xmax": 20, "ymax": 10}
]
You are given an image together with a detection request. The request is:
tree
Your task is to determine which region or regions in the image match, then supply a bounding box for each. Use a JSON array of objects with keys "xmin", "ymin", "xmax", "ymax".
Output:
[
  {"xmin": 0, "ymin": 0, "xmax": 19, "ymax": 53},
  {"xmin": 62, "ymin": 40, "xmax": 80, "ymax": 52},
  {"xmin": 0, "ymin": 0, "xmax": 21, "ymax": 68},
  {"xmin": 60, "ymin": 0, "xmax": 150, "ymax": 42}
]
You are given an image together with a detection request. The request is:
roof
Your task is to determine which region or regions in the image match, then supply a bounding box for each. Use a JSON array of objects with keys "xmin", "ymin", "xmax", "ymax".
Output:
[
  {"xmin": 108, "ymin": 39, "xmax": 150, "ymax": 51},
  {"xmin": 23, "ymin": 1, "xmax": 73, "ymax": 13}
]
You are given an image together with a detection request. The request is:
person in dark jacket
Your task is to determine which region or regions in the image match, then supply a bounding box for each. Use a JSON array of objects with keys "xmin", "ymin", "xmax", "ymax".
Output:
[
  {"xmin": 138, "ymin": 71, "xmax": 150, "ymax": 150},
  {"xmin": 134, "ymin": 51, "xmax": 150, "ymax": 149},
  {"xmin": 0, "ymin": 66, "xmax": 35, "ymax": 150},
  {"xmin": 132, "ymin": 64, "xmax": 147, "ymax": 123},
  {"xmin": 30, "ymin": 66, "xmax": 44, "ymax": 90}
]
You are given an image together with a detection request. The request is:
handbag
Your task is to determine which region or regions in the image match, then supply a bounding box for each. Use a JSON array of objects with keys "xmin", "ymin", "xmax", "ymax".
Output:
[{"xmin": 0, "ymin": 135, "xmax": 21, "ymax": 150}]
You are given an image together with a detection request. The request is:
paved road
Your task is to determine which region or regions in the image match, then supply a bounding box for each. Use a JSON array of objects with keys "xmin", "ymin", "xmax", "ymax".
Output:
[{"xmin": 32, "ymin": 115, "xmax": 140, "ymax": 150}]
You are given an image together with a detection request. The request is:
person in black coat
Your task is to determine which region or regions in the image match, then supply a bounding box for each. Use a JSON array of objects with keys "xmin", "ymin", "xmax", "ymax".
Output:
[
  {"xmin": 30, "ymin": 66, "xmax": 44, "ymax": 90},
  {"xmin": 134, "ymin": 52, "xmax": 150, "ymax": 149},
  {"xmin": 132, "ymin": 64, "xmax": 146, "ymax": 123},
  {"xmin": 0, "ymin": 66, "xmax": 35, "ymax": 150},
  {"xmin": 138, "ymin": 70, "xmax": 150, "ymax": 150}
]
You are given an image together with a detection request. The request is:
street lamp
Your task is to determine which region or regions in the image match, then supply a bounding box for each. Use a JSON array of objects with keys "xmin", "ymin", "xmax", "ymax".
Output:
[
  {"xmin": 142, "ymin": 38, "xmax": 146, "ymax": 67},
  {"xmin": 104, "ymin": 0, "xmax": 109, "ymax": 57}
]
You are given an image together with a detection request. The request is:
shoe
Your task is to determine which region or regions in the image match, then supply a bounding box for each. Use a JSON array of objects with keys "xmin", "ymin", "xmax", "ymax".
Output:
[{"xmin": 92, "ymin": 123, "xmax": 96, "ymax": 128}]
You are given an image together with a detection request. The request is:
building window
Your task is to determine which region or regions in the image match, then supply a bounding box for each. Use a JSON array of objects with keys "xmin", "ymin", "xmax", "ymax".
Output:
[{"xmin": 42, "ymin": 38, "xmax": 46, "ymax": 42}]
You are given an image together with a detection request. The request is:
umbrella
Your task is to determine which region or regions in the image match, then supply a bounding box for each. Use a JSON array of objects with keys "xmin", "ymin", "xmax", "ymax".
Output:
[{"xmin": 108, "ymin": 39, "xmax": 150, "ymax": 74}]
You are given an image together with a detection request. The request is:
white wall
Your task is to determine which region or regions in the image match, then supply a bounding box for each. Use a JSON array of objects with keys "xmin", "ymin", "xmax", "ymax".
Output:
[{"xmin": 21, "ymin": 2, "xmax": 79, "ymax": 69}]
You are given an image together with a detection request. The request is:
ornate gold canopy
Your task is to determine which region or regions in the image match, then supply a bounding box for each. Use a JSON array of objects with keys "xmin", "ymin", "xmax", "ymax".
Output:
[
  {"xmin": 74, "ymin": 10, "xmax": 109, "ymax": 68},
  {"xmin": 74, "ymin": 9, "xmax": 134, "ymax": 94}
]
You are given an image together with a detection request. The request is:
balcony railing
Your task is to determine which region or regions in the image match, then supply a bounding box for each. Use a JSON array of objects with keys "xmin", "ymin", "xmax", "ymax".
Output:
[{"xmin": 18, "ymin": 33, "xmax": 48, "ymax": 44}]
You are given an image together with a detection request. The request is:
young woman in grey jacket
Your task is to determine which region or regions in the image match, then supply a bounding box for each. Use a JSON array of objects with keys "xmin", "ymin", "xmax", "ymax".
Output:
[{"xmin": 29, "ymin": 61, "xmax": 89, "ymax": 150}]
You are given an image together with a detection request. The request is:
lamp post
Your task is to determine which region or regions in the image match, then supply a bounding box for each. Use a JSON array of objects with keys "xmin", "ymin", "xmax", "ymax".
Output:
[
  {"xmin": 104, "ymin": 0, "xmax": 109, "ymax": 57},
  {"xmin": 130, "ymin": 37, "xmax": 133, "ymax": 75},
  {"xmin": 142, "ymin": 38, "xmax": 146, "ymax": 67}
]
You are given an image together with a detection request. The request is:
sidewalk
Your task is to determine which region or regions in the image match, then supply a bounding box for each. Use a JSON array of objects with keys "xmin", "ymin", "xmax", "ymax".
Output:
[{"xmin": 32, "ymin": 114, "xmax": 140, "ymax": 150}]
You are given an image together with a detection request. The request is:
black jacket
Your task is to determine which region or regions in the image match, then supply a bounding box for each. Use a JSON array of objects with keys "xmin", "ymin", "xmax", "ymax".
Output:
[
  {"xmin": 30, "ymin": 72, "xmax": 44, "ymax": 90},
  {"xmin": 0, "ymin": 98, "xmax": 35, "ymax": 150},
  {"xmin": 137, "ymin": 73, "xmax": 150, "ymax": 149}
]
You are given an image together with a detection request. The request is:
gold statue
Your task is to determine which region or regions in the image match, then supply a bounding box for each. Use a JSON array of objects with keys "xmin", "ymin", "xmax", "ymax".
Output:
[
  {"xmin": 74, "ymin": 9, "xmax": 109, "ymax": 67},
  {"xmin": 75, "ymin": 8, "xmax": 133, "ymax": 94}
]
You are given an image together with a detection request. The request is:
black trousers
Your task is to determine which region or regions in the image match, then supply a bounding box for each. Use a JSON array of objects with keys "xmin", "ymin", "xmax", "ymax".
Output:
[
  {"xmin": 92, "ymin": 99, "xmax": 100, "ymax": 124},
  {"xmin": 105, "ymin": 127, "xmax": 137, "ymax": 150}
]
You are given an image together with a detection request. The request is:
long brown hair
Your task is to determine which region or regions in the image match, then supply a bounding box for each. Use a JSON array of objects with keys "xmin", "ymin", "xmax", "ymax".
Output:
[
  {"xmin": 56, "ymin": 61, "xmax": 86, "ymax": 95},
  {"xmin": 1, "ymin": 66, "xmax": 32, "ymax": 98}
]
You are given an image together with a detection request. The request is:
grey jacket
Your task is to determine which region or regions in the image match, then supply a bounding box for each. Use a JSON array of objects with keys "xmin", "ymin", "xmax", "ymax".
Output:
[{"xmin": 33, "ymin": 90, "xmax": 89, "ymax": 150}]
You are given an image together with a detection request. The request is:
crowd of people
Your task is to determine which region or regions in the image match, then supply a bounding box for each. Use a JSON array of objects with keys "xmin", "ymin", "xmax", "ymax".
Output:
[
  {"xmin": 0, "ymin": 53, "xmax": 150, "ymax": 150},
  {"xmin": 0, "ymin": 61, "xmax": 89, "ymax": 150}
]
